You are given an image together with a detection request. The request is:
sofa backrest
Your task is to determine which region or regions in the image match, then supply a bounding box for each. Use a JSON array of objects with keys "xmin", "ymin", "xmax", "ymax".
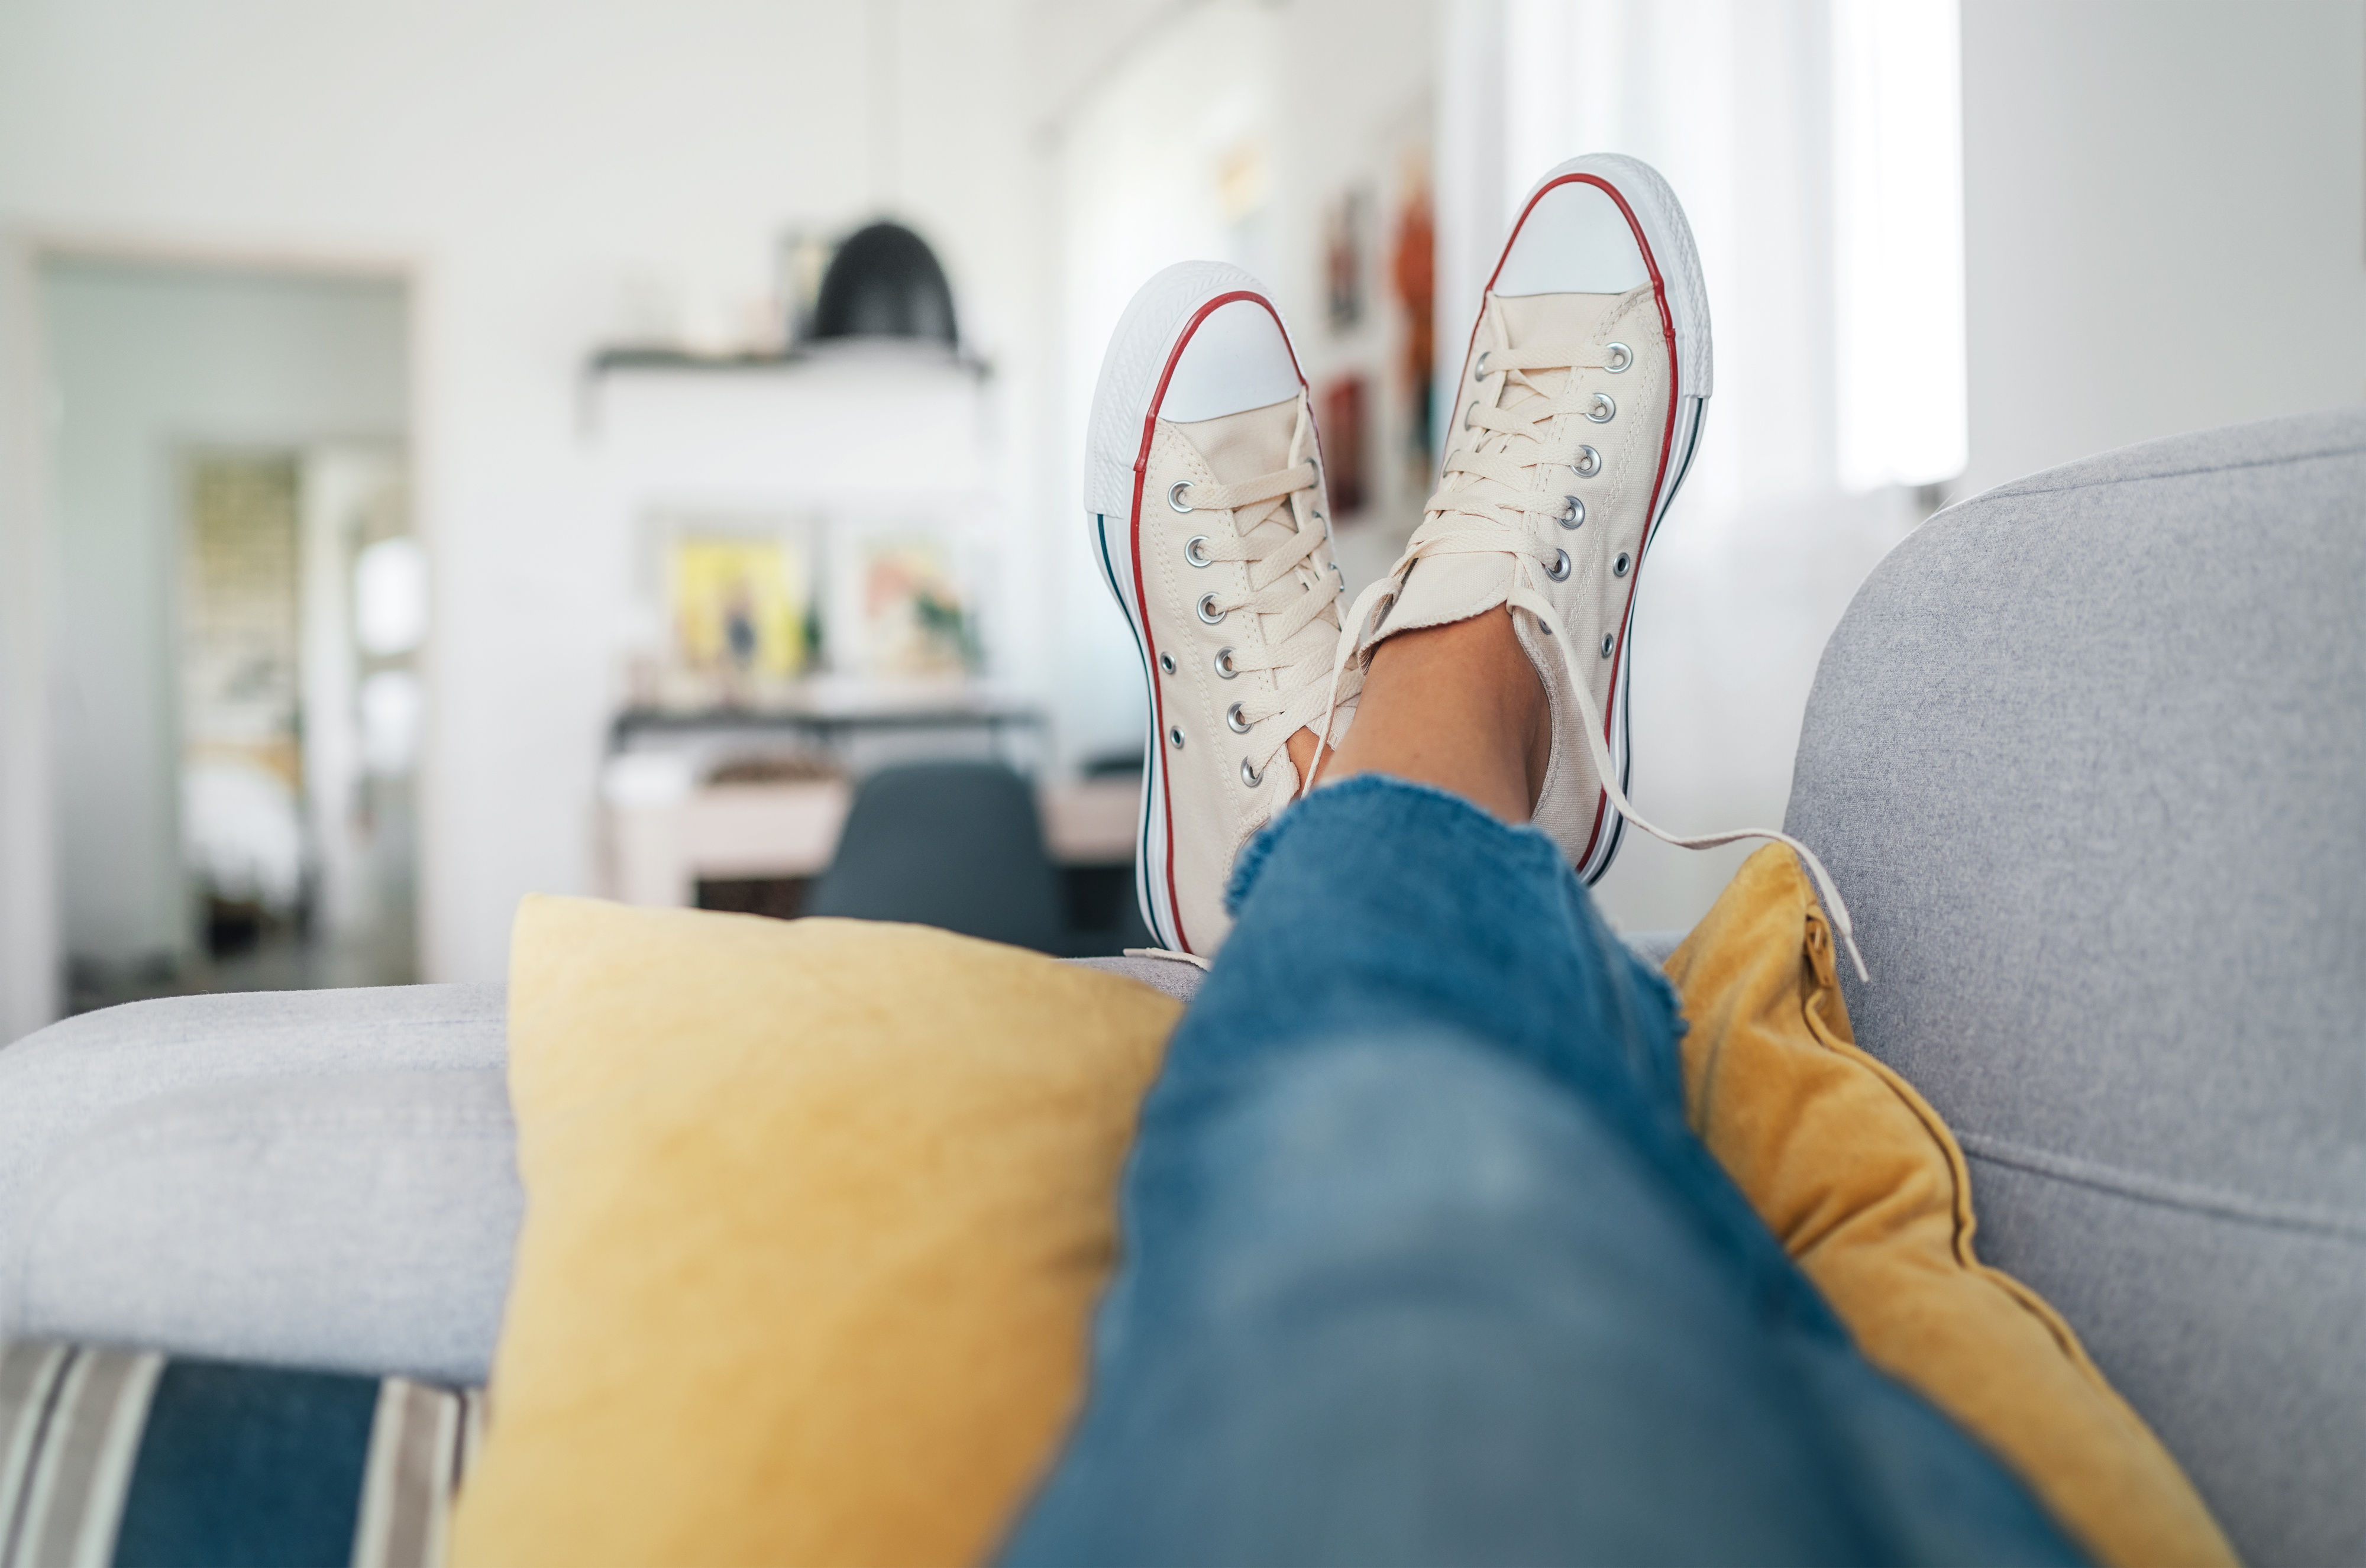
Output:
[{"xmin": 1785, "ymin": 408, "xmax": 2366, "ymax": 1568}]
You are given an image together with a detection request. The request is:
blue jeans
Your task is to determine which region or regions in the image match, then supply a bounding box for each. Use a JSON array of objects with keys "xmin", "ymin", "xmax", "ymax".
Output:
[{"xmin": 1004, "ymin": 777, "xmax": 2086, "ymax": 1567}]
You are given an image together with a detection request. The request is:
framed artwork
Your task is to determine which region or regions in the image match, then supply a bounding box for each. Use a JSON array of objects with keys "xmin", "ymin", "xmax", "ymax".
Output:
[
  {"xmin": 633, "ymin": 512, "xmax": 820, "ymax": 707},
  {"xmin": 1325, "ymin": 188, "xmax": 1372, "ymax": 332},
  {"xmin": 1390, "ymin": 151, "xmax": 1436, "ymax": 486},
  {"xmin": 1319, "ymin": 374, "xmax": 1370, "ymax": 517},
  {"xmin": 633, "ymin": 510, "xmax": 985, "ymax": 701},
  {"xmin": 852, "ymin": 534, "xmax": 978, "ymax": 677},
  {"xmin": 670, "ymin": 532, "xmax": 812, "ymax": 679}
]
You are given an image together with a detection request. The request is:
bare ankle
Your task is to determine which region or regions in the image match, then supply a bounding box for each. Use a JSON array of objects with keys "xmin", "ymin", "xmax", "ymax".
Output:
[
  {"xmin": 1314, "ymin": 609, "xmax": 1547, "ymax": 824},
  {"xmin": 1285, "ymin": 727, "xmax": 1324, "ymax": 790}
]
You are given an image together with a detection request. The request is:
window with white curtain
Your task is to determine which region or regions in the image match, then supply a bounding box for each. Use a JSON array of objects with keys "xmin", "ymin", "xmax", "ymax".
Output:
[
  {"xmin": 1487, "ymin": 0, "xmax": 1965, "ymax": 499},
  {"xmin": 1830, "ymin": 0, "xmax": 1966, "ymax": 492}
]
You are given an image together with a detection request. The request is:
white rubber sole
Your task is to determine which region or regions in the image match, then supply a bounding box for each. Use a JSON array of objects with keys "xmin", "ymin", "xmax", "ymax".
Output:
[
  {"xmin": 1478, "ymin": 154, "xmax": 1713, "ymax": 885},
  {"xmin": 1588, "ymin": 392, "xmax": 1707, "ymax": 882},
  {"xmin": 1084, "ymin": 261, "xmax": 1302, "ymax": 953},
  {"xmin": 1088, "ymin": 506, "xmax": 1176, "ymax": 948}
]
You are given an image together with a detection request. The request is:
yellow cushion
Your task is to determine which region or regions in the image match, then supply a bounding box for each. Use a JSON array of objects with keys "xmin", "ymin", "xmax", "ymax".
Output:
[
  {"xmin": 1667, "ymin": 845, "xmax": 2236, "ymax": 1568},
  {"xmin": 458, "ymin": 864, "xmax": 2235, "ymax": 1568},
  {"xmin": 448, "ymin": 898, "xmax": 1179, "ymax": 1568}
]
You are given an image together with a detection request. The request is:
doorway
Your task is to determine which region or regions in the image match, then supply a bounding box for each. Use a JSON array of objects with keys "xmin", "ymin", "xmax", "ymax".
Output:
[{"xmin": 40, "ymin": 257, "xmax": 416, "ymax": 1011}]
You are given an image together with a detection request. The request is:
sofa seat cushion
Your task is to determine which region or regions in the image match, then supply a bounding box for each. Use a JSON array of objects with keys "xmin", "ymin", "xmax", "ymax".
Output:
[
  {"xmin": 7, "ymin": 1069, "xmax": 520, "ymax": 1386},
  {"xmin": 0, "ymin": 982, "xmax": 509, "ymax": 1354}
]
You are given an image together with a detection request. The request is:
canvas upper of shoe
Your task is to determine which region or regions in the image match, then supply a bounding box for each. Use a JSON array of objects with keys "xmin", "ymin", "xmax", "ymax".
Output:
[
  {"xmin": 1318, "ymin": 154, "xmax": 1869, "ymax": 978},
  {"xmin": 1088, "ymin": 264, "xmax": 1343, "ymax": 957},
  {"xmin": 1343, "ymin": 283, "xmax": 1673, "ymax": 872},
  {"xmin": 1136, "ymin": 394, "xmax": 1340, "ymax": 952}
]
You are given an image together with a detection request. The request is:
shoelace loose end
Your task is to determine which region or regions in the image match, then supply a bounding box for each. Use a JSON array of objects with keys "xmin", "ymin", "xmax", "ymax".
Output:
[{"xmin": 1124, "ymin": 946, "xmax": 1213, "ymax": 972}]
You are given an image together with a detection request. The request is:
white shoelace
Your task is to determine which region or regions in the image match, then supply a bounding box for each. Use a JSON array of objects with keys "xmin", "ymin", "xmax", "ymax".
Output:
[
  {"xmin": 1171, "ymin": 405, "xmax": 1343, "ymax": 788},
  {"xmin": 1313, "ymin": 332, "xmax": 1872, "ymax": 982},
  {"xmin": 1123, "ymin": 946, "xmax": 1213, "ymax": 971}
]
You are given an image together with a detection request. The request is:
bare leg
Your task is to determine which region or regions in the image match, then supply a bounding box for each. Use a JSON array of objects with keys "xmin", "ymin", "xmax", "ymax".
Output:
[{"xmin": 1284, "ymin": 608, "xmax": 1549, "ymax": 824}]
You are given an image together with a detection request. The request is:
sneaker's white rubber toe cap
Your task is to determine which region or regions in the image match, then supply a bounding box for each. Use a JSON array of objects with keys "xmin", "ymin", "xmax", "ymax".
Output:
[
  {"xmin": 1161, "ymin": 298, "xmax": 1301, "ymax": 421},
  {"xmin": 1493, "ymin": 179, "xmax": 1651, "ymax": 296},
  {"xmin": 1085, "ymin": 260, "xmax": 1305, "ymax": 520}
]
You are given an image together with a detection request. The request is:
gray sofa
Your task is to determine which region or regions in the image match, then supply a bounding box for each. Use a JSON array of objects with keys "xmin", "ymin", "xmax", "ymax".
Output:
[{"xmin": 4, "ymin": 409, "xmax": 2360, "ymax": 1565}]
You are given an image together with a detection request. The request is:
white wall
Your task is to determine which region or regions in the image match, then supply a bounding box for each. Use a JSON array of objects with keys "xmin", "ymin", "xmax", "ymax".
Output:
[
  {"xmin": 40, "ymin": 261, "xmax": 408, "ymax": 969},
  {"xmin": 1958, "ymin": 0, "xmax": 2366, "ymax": 496},
  {"xmin": 0, "ymin": 0, "xmax": 1066, "ymax": 994}
]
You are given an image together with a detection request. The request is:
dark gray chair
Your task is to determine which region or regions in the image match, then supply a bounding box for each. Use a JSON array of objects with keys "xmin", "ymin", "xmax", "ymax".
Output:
[{"xmin": 806, "ymin": 761, "xmax": 1068, "ymax": 955}]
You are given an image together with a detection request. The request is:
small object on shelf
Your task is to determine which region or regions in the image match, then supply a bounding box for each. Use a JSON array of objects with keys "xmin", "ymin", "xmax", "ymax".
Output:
[
  {"xmin": 607, "ymin": 690, "xmax": 1045, "ymax": 753},
  {"xmin": 703, "ymin": 752, "xmax": 843, "ymax": 787},
  {"xmin": 856, "ymin": 536, "xmax": 976, "ymax": 677},
  {"xmin": 810, "ymin": 222, "xmax": 958, "ymax": 348},
  {"xmin": 586, "ymin": 221, "xmax": 977, "ymax": 379}
]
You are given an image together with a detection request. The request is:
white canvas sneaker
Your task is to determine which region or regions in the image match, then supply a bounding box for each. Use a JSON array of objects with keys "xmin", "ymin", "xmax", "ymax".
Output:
[
  {"xmin": 1086, "ymin": 262, "xmax": 1346, "ymax": 958},
  {"xmin": 1324, "ymin": 153, "xmax": 1866, "ymax": 975}
]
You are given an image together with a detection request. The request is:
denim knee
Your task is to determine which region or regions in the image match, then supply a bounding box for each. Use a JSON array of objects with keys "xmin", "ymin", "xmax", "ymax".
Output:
[
  {"xmin": 1197, "ymin": 1034, "xmax": 1591, "ymax": 1289},
  {"xmin": 1144, "ymin": 1032, "xmax": 1711, "ymax": 1332}
]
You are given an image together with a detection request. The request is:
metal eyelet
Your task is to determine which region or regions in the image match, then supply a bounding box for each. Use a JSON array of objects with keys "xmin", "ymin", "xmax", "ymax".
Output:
[
  {"xmin": 1546, "ymin": 549, "xmax": 1572, "ymax": 581},
  {"xmin": 1557, "ymin": 496, "xmax": 1585, "ymax": 529},
  {"xmin": 1613, "ymin": 552, "xmax": 1631, "ymax": 578},
  {"xmin": 1213, "ymin": 647, "xmax": 1239, "ymax": 679},
  {"xmin": 1572, "ymin": 445, "xmax": 1601, "ymax": 478},
  {"xmin": 1464, "ymin": 400, "xmax": 1481, "ymax": 431},
  {"xmin": 1169, "ymin": 726, "xmax": 1187, "ymax": 748},
  {"xmin": 1197, "ymin": 593, "xmax": 1227, "ymax": 625},
  {"xmin": 1599, "ymin": 633, "xmax": 1617, "ymax": 658},
  {"xmin": 1240, "ymin": 758, "xmax": 1263, "ymax": 787},
  {"xmin": 1159, "ymin": 653, "xmax": 1176, "ymax": 674},
  {"xmin": 1604, "ymin": 341, "xmax": 1632, "ymax": 373},
  {"xmin": 1587, "ymin": 393, "xmax": 1616, "ymax": 423},
  {"xmin": 1226, "ymin": 703, "xmax": 1252, "ymax": 735},
  {"xmin": 1184, "ymin": 535, "xmax": 1213, "ymax": 568},
  {"xmin": 1473, "ymin": 351, "xmax": 1492, "ymax": 379},
  {"xmin": 1168, "ymin": 481, "xmax": 1195, "ymax": 513}
]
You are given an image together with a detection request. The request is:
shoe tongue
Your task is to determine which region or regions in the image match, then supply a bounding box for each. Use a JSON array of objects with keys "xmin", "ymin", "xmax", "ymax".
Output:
[
  {"xmin": 1169, "ymin": 396, "xmax": 1297, "ymax": 485},
  {"xmin": 1374, "ymin": 549, "xmax": 1517, "ymax": 647},
  {"xmin": 1493, "ymin": 289, "xmax": 1628, "ymax": 353},
  {"xmin": 1492, "ymin": 290, "xmax": 1631, "ymax": 399}
]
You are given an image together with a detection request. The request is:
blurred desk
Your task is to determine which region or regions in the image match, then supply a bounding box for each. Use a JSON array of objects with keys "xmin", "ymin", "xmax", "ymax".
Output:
[
  {"xmin": 602, "ymin": 767, "xmax": 1138, "ymax": 909},
  {"xmin": 608, "ymin": 691, "xmax": 1046, "ymax": 758}
]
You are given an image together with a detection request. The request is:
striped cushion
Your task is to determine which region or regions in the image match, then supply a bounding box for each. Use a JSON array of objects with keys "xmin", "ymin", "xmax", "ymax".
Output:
[{"xmin": 0, "ymin": 1341, "xmax": 481, "ymax": 1568}]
